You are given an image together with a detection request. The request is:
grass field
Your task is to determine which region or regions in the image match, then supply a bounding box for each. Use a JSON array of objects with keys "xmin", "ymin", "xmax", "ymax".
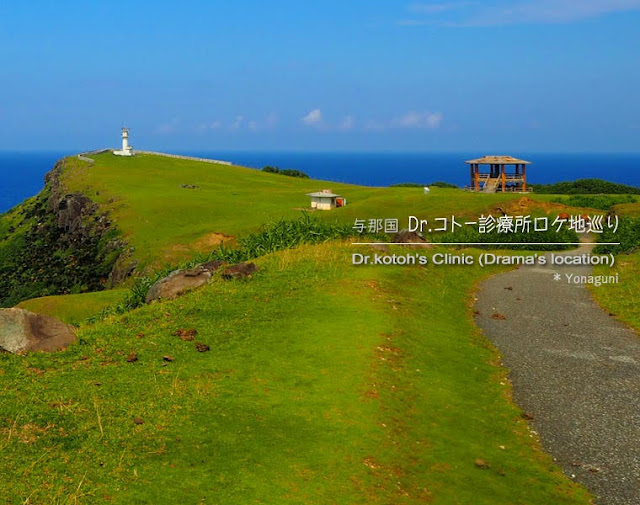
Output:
[
  {"xmin": 591, "ymin": 251, "xmax": 640, "ymax": 331},
  {"xmin": 16, "ymin": 290, "xmax": 128, "ymax": 325},
  {"xmin": 0, "ymin": 243, "xmax": 591, "ymax": 504},
  {"xmin": 1, "ymin": 152, "xmax": 615, "ymax": 503},
  {"xmin": 60, "ymin": 153, "xmax": 557, "ymax": 269},
  {"xmin": 589, "ymin": 203, "xmax": 640, "ymax": 331}
]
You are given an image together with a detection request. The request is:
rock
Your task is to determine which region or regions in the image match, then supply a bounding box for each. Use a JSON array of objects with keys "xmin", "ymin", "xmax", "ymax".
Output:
[
  {"xmin": 200, "ymin": 260, "xmax": 226, "ymax": 273},
  {"xmin": 173, "ymin": 328, "xmax": 197, "ymax": 341},
  {"xmin": 0, "ymin": 308, "xmax": 76, "ymax": 353},
  {"xmin": 145, "ymin": 260, "xmax": 227, "ymax": 303},
  {"xmin": 133, "ymin": 418, "xmax": 144, "ymax": 425},
  {"xmin": 145, "ymin": 268, "xmax": 212, "ymax": 303},
  {"xmin": 392, "ymin": 229, "xmax": 432, "ymax": 248},
  {"xmin": 195, "ymin": 343, "xmax": 210, "ymax": 353},
  {"xmin": 474, "ymin": 459, "xmax": 490, "ymax": 469},
  {"xmin": 109, "ymin": 248, "xmax": 138, "ymax": 285},
  {"xmin": 126, "ymin": 352, "xmax": 138, "ymax": 363},
  {"xmin": 221, "ymin": 262, "xmax": 258, "ymax": 280},
  {"xmin": 163, "ymin": 355, "xmax": 174, "ymax": 362},
  {"xmin": 54, "ymin": 193, "xmax": 97, "ymax": 233},
  {"xmin": 145, "ymin": 259, "xmax": 250, "ymax": 302}
]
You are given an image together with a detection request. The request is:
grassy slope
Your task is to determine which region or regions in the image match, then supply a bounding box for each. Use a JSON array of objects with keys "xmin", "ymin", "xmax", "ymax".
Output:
[
  {"xmin": 60, "ymin": 153, "xmax": 553, "ymax": 269},
  {"xmin": 16, "ymin": 290, "xmax": 128, "ymax": 325},
  {"xmin": 0, "ymin": 243, "xmax": 590, "ymax": 504},
  {"xmin": 590, "ymin": 202, "xmax": 640, "ymax": 332},
  {"xmin": 591, "ymin": 251, "xmax": 640, "ymax": 330}
]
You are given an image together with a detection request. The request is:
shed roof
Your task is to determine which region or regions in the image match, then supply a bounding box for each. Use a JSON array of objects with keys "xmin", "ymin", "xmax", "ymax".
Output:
[
  {"xmin": 307, "ymin": 192, "xmax": 342, "ymax": 198},
  {"xmin": 465, "ymin": 155, "xmax": 531, "ymax": 165}
]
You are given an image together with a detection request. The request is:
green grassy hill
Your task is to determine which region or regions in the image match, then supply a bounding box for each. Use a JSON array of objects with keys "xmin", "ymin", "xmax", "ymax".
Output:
[
  {"xmin": 60, "ymin": 153, "xmax": 541, "ymax": 268},
  {"xmin": 0, "ymin": 243, "xmax": 592, "ymax": 504},
  {"xmin": 16, "ymin": 289, "xmax": 128, "ymax": 325},
  {"xmin": 0, "ymin": 152, "xmax": 598, "ymax": 503}
]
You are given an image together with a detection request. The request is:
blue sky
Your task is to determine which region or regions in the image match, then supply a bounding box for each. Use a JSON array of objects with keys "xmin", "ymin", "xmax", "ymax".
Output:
[{"xmin": 1, "ymin": 0, "xmax": 639, "ymax": 152}]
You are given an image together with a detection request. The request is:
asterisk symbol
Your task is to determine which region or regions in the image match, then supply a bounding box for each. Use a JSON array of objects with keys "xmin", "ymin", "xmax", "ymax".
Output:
[{"xmin": 553, "ymin": 273, "xmax": 561, "ymax": 281}]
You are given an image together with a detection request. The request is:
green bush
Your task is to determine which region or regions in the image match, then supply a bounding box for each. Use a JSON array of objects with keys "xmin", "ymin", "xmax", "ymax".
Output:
[
  {"xmin": 0, "ymin": 189, "xmax": 122, "ymax": 307},
  {"xmin": 430, "ymin": 181, "xmax": 458, "ymax": 188},
  {"xmin": 593, "ymin": 217, "xmax": 640, "ymax": 255},
  {"xmin": 531, "ymin": 179, "xmax": 640, "ymax": 195},
  {"xmin": 112, "ymin": 214, "xmax": 374, "ymax": 313},
  {"xmin": 390, "ymin": 181, "xmax": 458, "ymax": 188},
  {"xmin": 551, "ymin": 195, "xmax": 636, "ymax": 210},
  {"xmin": 261, "ymin": 166, "xmax": 310, "ymax": 178},
  {"xmin": 429, "ymin": 225, "xmax": 580, "ymax": 251}
]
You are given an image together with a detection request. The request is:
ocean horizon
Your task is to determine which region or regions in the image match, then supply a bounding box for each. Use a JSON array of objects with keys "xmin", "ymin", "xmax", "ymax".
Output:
[{"xmin": 2, "ymin": 150, "xmax": 640, "ymax": 213}]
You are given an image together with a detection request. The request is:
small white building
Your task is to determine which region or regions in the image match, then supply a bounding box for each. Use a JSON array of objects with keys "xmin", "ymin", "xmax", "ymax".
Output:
[
  {"xmin": 307, "ymin": 189, "xmax": 346, "ymax": 210},
  {"xmin": 113, "ymin": 127, "xmax": 134, "ymax": 156}
]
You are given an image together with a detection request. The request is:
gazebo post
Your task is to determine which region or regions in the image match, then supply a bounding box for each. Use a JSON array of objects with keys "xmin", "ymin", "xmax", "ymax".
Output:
[
  {"xmin": 501, "ymin": 164, "xmax": 506, "ymax": 193},
  {"xmin": 522, "ymin": 164, "xmax": 527, "ymax": 192},
  {"xmin": 475, "ymin": 165, "xmax": 479, "ymax": 191}
]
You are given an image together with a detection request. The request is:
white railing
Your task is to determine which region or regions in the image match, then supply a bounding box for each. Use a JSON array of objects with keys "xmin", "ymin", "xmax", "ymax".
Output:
[{"xmin": 76, "ymin": 149, "xmax": 233, "ymax": 166}]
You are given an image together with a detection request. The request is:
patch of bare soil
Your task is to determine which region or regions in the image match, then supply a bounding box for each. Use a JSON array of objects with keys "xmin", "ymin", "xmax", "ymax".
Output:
[
  {"xmin": 194, "ymin": 232, "xmax": 234, "ymax": 250},
  {"xmin": 490, "ymin": 196, "xmax": 569, "ymax": 216}
]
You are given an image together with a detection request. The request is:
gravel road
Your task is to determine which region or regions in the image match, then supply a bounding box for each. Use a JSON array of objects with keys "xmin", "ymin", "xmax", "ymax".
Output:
[{"xmin": 475, "ymin": 243, "xmax": 640, "ymax": 505}]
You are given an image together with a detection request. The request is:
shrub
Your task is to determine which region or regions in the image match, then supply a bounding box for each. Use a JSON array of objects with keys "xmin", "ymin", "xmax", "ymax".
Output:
[
  {"xmin": 531, "ymin": 179, "xmax": 640, "ymax": 195},
  {"xmin": 593, "ymin": 217, "xmax": 640, "ymax": 255},
  {"xmin": 429, "ymin": 225, "xmax": 580, "ymax": 251},
  {"xmin": 429, "ymin": 181, "xmax": 458, "ymax": 189},
  {"xmin": 111, "ymin": 214, "xmax": 375, "ymax": 314},
  {"xmin": 390, "ymin": 181, "xmax": 458, "ymax": 188},
  {"xmin": 261, "ymin": 166, "xmax": 310, "ymax": 178},
  {"xmin": 551, "ymin": 195, "xmax": 636, "ymax": 211}
]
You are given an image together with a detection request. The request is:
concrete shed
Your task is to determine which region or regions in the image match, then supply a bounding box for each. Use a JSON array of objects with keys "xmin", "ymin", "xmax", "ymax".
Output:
[{"xmin": 307, "ymin": 189, "xmax": 346, "ymax": 210}]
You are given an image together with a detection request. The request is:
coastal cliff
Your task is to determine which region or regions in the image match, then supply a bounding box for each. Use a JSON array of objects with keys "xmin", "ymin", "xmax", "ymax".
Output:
[{"xmin": 0, "ymin": 158, "xmax": 126, "ymax": 307}]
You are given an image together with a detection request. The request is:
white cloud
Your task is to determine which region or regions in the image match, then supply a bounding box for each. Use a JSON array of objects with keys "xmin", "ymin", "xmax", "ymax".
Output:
[
  {"xmin": 198, "ymin": 120, "xmax": 221, "ymax": 131},
  {"xmin": 301, "ymin": 108, "xmax": 323, "ymax": 126},
  {"xmin": 425, "ymin": 112, "xmax": 444, "ymax": 129},
  {"xmin": 402, "ymin": 0, "xmax": 640, "ymax": 26},
  {"xmin": 230, "ymin": 115, "xmax": 244, "ymax": 130},
  {"xmin": 408, "ymin": 1, "xmax": 471, "ymax": 14},
  {"xmin": 363, "ymin": 120, "xmax": 387, "ymax": 131},
  {"xmin": 392, "ymin": 111, "xmax": 443, "ymax": 129},
  {"xmin": 154, "ymin": 118, "xmax": 180, "ymax": 134},
  {"xmin": 338, "ymin": 115, "xmax": 356, "ymax": 131},
  {"xmin": 265, "ymin": 113, "xmax": 279, "ymax": 129}
]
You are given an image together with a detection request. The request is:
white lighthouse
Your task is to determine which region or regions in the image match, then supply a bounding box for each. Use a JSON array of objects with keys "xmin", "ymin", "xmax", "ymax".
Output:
[{"xmin": 114, "ymin": 127, "xmax": 134, "ymax": 156}]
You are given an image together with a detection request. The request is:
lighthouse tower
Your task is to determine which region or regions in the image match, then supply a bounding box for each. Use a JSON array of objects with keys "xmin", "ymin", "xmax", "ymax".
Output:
[{"xmin": 114, "ymin": 127, "xmax": 134, "ymax": 156}]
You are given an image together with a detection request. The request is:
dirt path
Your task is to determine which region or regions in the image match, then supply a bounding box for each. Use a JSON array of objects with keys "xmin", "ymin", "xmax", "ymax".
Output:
[{"xmin": 475, "ymin": 243, "xmax": 640, "ymax": 505}]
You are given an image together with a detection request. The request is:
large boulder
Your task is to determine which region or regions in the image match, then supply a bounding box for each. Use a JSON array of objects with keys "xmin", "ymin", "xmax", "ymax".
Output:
[
  {"xmin": 221, "ymin": 262, "xmax": 258, "ymax": 280},
  {"xmin": 0, "ymin": 308, "xmax": 76, "ymax": 353},
  {"xmin": 392, "ymin": 229, "xmax": 432, "ymax": 248},
  {"xmin": 145, "ymin": 260, "xmax": 226, "ymax": 303}
]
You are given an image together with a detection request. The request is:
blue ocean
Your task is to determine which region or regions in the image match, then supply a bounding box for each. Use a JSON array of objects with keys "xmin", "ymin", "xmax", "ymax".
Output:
[{"xmin": 2, "ymin": 151, "xmax": 640, "ymax": 213}]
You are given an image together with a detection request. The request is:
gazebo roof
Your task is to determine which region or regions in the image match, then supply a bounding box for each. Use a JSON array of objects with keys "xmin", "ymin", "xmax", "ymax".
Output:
[{"xmin": 465, "ymin": 155, "xmax": 531, "ymax": 165}]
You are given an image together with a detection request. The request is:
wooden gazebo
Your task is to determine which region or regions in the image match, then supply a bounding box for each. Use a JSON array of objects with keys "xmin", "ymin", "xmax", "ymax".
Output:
[{"xmin": 465, "ymin": 155, "xmax": 531, "ymax": 193}]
